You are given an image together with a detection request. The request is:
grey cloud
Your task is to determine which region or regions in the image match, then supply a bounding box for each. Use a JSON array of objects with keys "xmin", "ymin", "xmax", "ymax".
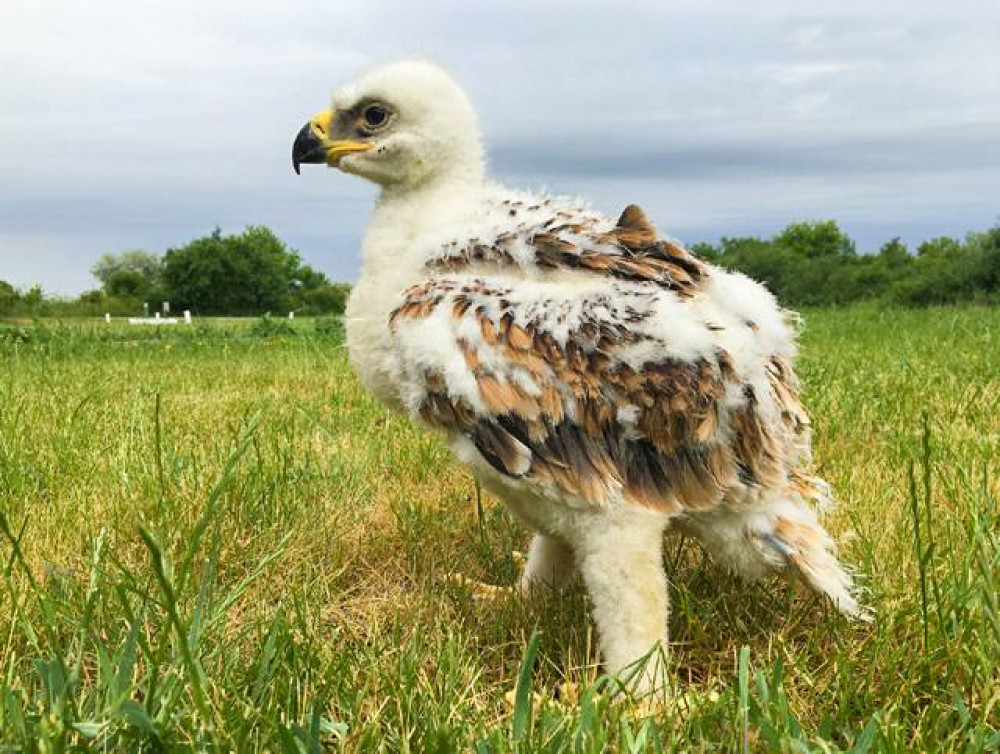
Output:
[
  {"xmin": 1, "ymin": 0, "xmax": 999, "ymax": 293},
  {"xmin": 490, "ymin": 122, "xmax": 1000, "ymax": 180}
]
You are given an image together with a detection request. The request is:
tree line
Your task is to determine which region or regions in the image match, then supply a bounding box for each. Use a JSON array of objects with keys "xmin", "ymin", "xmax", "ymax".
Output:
[
  {"xmin": 2, "ymin": 220, "xmax": 998, "ymax": 317},
  {"xmin": 690, "ymin": 220, "xmax": 1000, "ymax": 306},
  {"xmin": 1, "ymin": 226, "xmax": 350, "ymax": 318}
]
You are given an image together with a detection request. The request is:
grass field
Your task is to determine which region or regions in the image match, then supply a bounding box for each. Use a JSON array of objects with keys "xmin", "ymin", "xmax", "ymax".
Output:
[{"xmin": 1, "ymin": 309, "xmax": 998, "ymax": 751}]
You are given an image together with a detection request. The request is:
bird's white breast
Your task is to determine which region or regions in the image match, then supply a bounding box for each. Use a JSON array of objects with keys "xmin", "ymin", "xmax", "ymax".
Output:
[
  {"xmin": 344, "ymin": 274, "xmax": 409, "ymax": 410},
  {"xmin": 343, "ymin": 183, "xmax": 485, "ymax": 411}
]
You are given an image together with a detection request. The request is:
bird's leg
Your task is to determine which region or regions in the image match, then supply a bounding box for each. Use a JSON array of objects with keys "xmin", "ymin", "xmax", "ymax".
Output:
[
  {"xmin": 575, "ymin": 516, "xmax": 671, "ymax": 695},
  {"xmin": 520, "ymin": 533, "xmax": 576, "ymax": 594}
]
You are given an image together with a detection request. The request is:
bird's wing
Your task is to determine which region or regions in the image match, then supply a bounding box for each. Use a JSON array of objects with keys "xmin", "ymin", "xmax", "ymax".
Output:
[
  {"xmin": 427, "ymin": 198, "xmax": 708, "ymax": 298},
  {"xmin": 388, "ymin": 204, "xmax": 811, "ymax": 513}
]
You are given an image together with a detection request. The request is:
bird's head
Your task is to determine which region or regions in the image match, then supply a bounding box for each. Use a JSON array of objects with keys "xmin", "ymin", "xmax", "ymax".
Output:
[{"xmin": 292, "ymin": 61, "xmax": 484, "ymax": 190}]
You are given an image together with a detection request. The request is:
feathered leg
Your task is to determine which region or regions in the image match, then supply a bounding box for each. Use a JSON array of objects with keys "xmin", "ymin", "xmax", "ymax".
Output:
[
  {"xmin": 575, "ymin": 514, "xmax": 671, "ymax": 693},
  {"xmin": 520, "ymin": 533, "xmax": 576, "ymax": 593},
  {"xmin": 447, "ymin": 533, "xmax": 574, "ymax": 599}
]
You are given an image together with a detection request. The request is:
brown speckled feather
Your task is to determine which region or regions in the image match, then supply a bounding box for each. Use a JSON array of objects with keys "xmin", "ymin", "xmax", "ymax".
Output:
[
  {"xmin": 427, "ymin": 201, "xmax": 707, "ymax": 297},
  {"xmin": 386, "ymin": 203, "xmax": 808, "ymax": 514}
]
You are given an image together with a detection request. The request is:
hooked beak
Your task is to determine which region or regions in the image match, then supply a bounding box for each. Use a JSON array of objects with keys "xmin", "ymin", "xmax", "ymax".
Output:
[{"xmin": 292, "ymin": 109, "xmax": 373, "ymax": 174}]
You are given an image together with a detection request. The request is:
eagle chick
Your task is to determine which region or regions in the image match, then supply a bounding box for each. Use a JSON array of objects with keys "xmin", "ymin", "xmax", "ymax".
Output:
[{"xmin": 292, "ymin": 61, "xmax": 866, "ymax": 693}]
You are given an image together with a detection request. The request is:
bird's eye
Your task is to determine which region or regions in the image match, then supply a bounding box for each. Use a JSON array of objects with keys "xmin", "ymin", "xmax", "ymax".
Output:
[{"xmin": 363, "ymin": 105, "xmax": 389, "ymax": 128}]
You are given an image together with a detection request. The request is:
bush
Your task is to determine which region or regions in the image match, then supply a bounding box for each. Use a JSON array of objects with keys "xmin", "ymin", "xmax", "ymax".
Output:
[
  {"xmin": 0, "ymin": 324, "xmax": 34, "ymax": 343},
  {"xmin": 299, "ymin": 283, "xmax": 351, "ymax": 316},
  {"xmin": 0, "ymin": 280, "xmax": 18, "ymax": 315},
  {"xmin": 313, "ymin": 316, "xmax": 344, "ymax": 340},
  {"xmin": 249, "ymin": 314, "xmax": 298, "ymax": 338}
]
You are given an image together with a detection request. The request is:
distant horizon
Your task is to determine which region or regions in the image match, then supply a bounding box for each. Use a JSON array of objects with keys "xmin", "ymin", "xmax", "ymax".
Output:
[
  {"xmin": 3, "ymin": 212, "xmax": 997, "ymax": 298},
  {"xmin": 3, "ymin": 0, "xmax": 998, "ymax": 295}
]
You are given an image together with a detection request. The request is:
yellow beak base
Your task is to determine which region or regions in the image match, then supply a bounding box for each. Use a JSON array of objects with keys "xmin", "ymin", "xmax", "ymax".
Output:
[{"xmin": 292, "ymin": 109, "xmax": 373, "ymax": 173}]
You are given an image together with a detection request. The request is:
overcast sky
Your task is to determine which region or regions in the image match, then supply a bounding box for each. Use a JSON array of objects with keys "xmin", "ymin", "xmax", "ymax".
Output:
[{"xmin": 2, "ymin": 0, "xmax": 998, "ymax": 294}]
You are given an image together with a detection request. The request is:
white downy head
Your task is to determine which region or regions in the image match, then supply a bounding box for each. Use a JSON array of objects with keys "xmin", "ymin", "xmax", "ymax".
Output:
[{"xmin": 293, "ymin": 60, "xmax": 485, "ymax": 192}]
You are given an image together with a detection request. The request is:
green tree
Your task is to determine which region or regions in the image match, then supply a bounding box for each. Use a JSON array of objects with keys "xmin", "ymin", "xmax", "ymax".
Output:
[
  {"xmin": 714, "ymin": 236, "xmax": 799, "ymax": 301},
  {"xmin": 162, "ymin": 226, "xmax": 327, "ymax": 315},
  {"xmin": 0, "ymin": 280, "xmax": 17, "ymax": 314},
  {"xmin": 689, "ymin": 241, "xmax": 721, "ymax": 264},
  {"xmin": 892, "ymin": 236, "xmax": 975, "ymax": 305},
  {"xmin": 878, "ymin": 238, "xmax": 910, "ymax": 269},
  {"xmin": 21, "ymin": 285, "xmax": 43, "ymax": 309},
  {"xmin": 300, "ymin": 283, "xmax": 352, "ymax": 315},
  {"xmin": 917, "ymin": 236, "xmax": 962, "ymax": 257},
  {"xmin": 105, "ymin": 269, "xmax": 152, "ymax": 299},
  {"xmin": 849, "ymin": 254, "xmax": 892, "ymax": 300},
  {"xmin": 966, "ymin": 225, "xmax": 1000, "ymax": 295},
  {"xmin": 92, "ymin": 251, "xmax": 162, "ymax": 289},
  {"xmin": 77, "ymin": 289, "xmax": 105, "ymax": 305},
  {"xmin": 775, "ymin": 221, "xmax": 856, "ymax": 259},
  {"xmin": 294, "ymin": 263, "xmax": 329, "ymax": 293}
]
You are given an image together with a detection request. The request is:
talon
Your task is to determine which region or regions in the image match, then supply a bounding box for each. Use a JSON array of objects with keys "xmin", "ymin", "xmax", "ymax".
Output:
[
  {"xmin": 554, "ymin": 680, "xmax": 580, "ymax": 705},
  {"xmin": 511, "ymin": 549, "xmax": 527, "ymax": 586},
  {"xmin": 444, "ymin": 572, "xmax": 515, "ymax": 600}
]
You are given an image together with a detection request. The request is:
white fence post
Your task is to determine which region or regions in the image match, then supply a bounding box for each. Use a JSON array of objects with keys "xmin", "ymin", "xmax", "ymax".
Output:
[
  {"xmin": 184, "ymin": 310, "xmax": 192, "ymax": 324},
  {"xmin": 105, "ymin": 313, "xmax": 111, "ymax": 324}
]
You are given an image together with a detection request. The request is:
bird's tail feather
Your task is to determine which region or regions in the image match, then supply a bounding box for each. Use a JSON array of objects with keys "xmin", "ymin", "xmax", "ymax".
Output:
[
  {"xmin": 757, "ymin": 501, "xmax": 871, "ymax": 621},
  {"xmin": 678, "ymin": 491, "xmax": 871, "ymax": 621}
]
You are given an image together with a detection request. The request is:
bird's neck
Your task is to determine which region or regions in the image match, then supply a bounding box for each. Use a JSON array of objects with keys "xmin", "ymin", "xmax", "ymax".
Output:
[
  {"xmin": 360, "ymin": 168, "xmax": 487, "ymax": 279},
  {"xmin": 381, "ymin": 149, "xmax": 486, "ymax": 203}
]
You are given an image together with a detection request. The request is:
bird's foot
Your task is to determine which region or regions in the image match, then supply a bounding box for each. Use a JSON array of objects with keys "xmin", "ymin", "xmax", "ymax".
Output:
[
  {"xmin": 503, "ymin": 679, "xmax": 581, "ymax": 714},
  {"xmin": 501, "ymin": 677, "xmax": 718, "ymax": 719},
  {"xmin": 445, "ymin": 551, "xmax": 525, "ymax": 600},
  {"xmin": 444, "ymin": 572, "xmax": 515, "ymax": 599},
  {"xmin": 625, "ymin": 686, "xmax": 722, "ymax": 719}
]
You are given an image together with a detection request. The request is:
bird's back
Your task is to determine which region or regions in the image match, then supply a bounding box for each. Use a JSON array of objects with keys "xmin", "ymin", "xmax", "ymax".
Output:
[{"xmin": 379, "ymin": 190, "xmax": 816, "ymax": 516}]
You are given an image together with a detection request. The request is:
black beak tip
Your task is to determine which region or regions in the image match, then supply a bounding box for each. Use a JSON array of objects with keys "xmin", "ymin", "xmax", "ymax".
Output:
[{"xmin": 292, "ymin": 121, "xmax": 325, "ymax": 176}]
